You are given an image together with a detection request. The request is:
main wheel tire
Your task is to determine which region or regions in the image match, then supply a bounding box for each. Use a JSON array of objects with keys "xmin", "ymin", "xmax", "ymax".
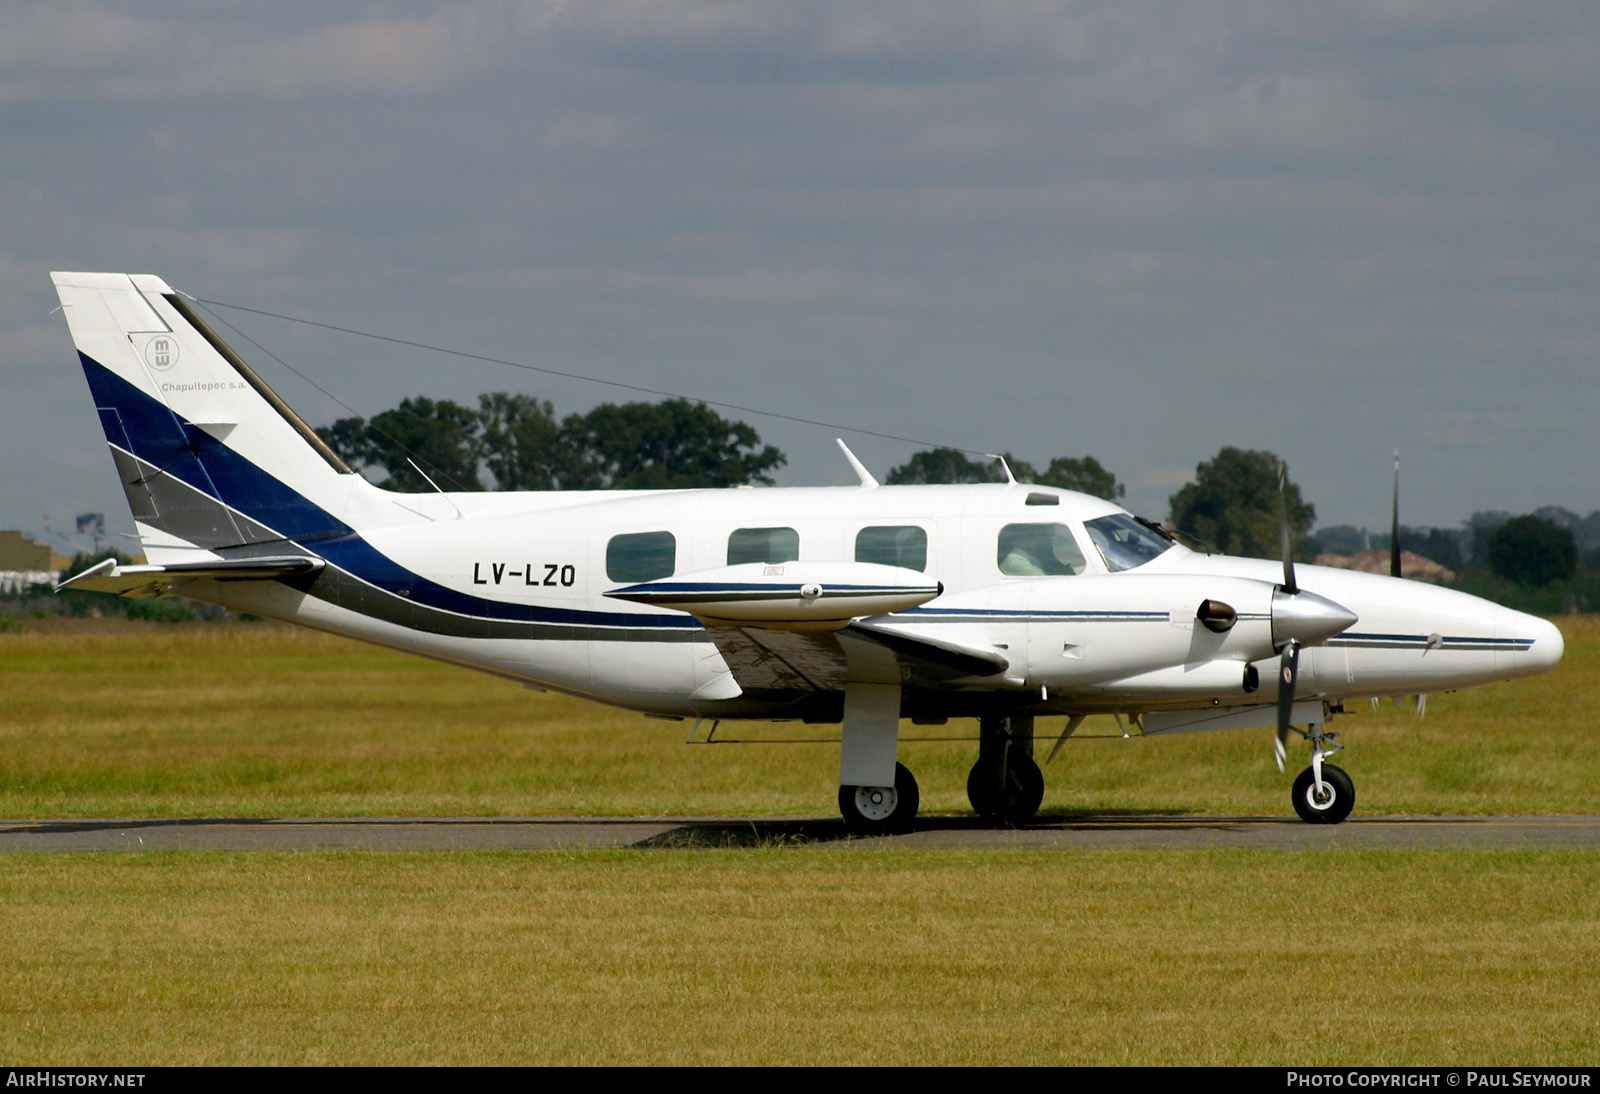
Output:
[
  {"xmin": 1292, "ymin": 763, "xmax": 1355, "ymax": 824},
  {"xmin": 839, "ymin": 762, "xmax": 920, "ymax": 835},
  {"xmin": 967, "ymin": 753, "xmax": 1046, "ymax": 827}
]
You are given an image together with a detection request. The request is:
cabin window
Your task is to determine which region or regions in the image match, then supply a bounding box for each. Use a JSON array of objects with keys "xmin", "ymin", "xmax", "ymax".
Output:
[
  {"xmin": 606, "ymin": 531, "xmax": 677, "ymax": 583},
  {"xmin": 997, "ymin": 523, "xmax": 1086, "ymax": 576},
  {"xmin": 727, "ymin": 527, "xmax": 800, "ymax": 565},
  {"xmin": 855, "ymin": 525, "xmax": 928, "ymax": 571}
]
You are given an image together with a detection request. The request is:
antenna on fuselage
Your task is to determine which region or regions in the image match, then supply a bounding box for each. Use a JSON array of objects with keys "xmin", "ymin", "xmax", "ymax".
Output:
[
  {"xmin": 987, "ymin": 453, "xmax": 1017, "ymax": 484},
  {"xmin": 407, "ymin": 458, "xmax": 465, "ymax": 520},
  {"xmin": 835, "ymin": 439, "xmax": 879, "ymax": 487}
]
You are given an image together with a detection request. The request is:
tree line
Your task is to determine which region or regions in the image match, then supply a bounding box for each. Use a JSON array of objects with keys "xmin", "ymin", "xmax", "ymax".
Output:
[
  {"xmin": 318, "ymin": 394, "xmax": 787, "ymax": 492},
  {"xmin": 315, "ymin": 393, "xmax": 1133, "ymax": 502},
  {"xmin": 882, "ymin": 448, "xmax": 1124, "ymax": 501},
  {"xmin": 1171, "ymin": 447, "xmax": 1591, "ymax": 607}
]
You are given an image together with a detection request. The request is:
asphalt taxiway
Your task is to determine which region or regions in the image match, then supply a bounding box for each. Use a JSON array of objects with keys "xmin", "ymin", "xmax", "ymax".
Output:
[{"xmin": 4, "ymin": 815, "xmax": 1600, "ymax": 852}]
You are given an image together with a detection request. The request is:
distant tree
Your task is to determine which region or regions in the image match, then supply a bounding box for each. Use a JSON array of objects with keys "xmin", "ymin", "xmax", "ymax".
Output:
[
  {"xmin": 1573, "ymin": 511, "xmax": 1600, "ymax": 554},
  {"xmin": 561, "ymin": 398, "xmax": 786, "ymax": 489},
  {"xmin": 320, "ymin": 393, "xmax": 785, "ymax": 492},
  {"xmin": 1488, "ymin": 516, "xmax": 1576, "ymax": 588},
  {"xmin": 1035, "ymin": 456, "xmax": 1125, "ymax": 501},
  {"xmin": 478, "ymin": 392, "xmax": 571, "ymax": 490},
  {"xmin": 1312, "ymin": 524, "xmax": 1465, "ymax": 572},
  {"xmin": 1464, "ymin": 511, "xmax": 1512, "ymax": 569},
  {"xmin": 1312, "ymin": 525, "xmax": 1369, "ymax": 556},
  {"xmin": 320, "ymin": 397, "xmax": 484, "ymax": 491},
  {"xmin": 886, "ymin": 448, "xmax": 1003, "ymax": 485},
  {"xmin": 884, "ymin": 449, "xmax": 1124, "ymax": 500},
  {"xmin": 1404, "ymin": 526, "xmax": 1465, "ymax": 574},
  {"xmin": 1532, "ymin": 505, "xmax": 1581, "ymax": 532},
  {"xmin": 1168, "ymin": 447, "xmax": 1315, "ymax": 560}
]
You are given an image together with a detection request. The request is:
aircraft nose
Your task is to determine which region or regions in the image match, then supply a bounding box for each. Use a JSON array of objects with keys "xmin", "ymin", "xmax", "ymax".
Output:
[
  {"xmin": 1272, "ymin": 588, "xmax": 1359, "ymax": 648},
  {"xmin": 1498, "ymin": 608, "xmax": 1564, "ymax": 675}
]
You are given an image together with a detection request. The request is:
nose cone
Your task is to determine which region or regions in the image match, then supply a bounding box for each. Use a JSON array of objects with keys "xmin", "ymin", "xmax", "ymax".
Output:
[
  {"xmin": 1497, "ymin": 608, "xmax": 1564, "ymax": 677},
  {"xmin": 1272, "ymin": 588, "xmax": 1359, "ymax": 648}
]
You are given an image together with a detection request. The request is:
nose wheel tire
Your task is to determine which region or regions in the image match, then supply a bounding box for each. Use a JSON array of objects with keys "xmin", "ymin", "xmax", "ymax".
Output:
[
  {"xmin": 839, "ymin": 762, "xmax": 920, "ymax": 835},
  {"xmin": 967, "ymin": 753, "xmax": 1045, "ymax": 827},
  {"xmin": 1292, "ymin": 763, "xmax": 1355, "ymax": 824}
]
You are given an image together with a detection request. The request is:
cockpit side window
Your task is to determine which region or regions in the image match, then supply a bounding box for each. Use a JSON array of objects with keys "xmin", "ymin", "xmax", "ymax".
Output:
[
  {"xmin": 606, "ymin": 531, "xmax": 677, "ymax": 583},
  {"xmin": 727, "ymin": 527, "xmax": 799, "ymax": 565},
  {"xmin": 997, "ymin": 523, "xmax": 1086, "ymax": 576},
  {"xmin": 1085, "ymin": 513, "xmax": 1174, "ymax": 572},
  {"xmin": 855, "ymin": 526, "xmax": 928, "ymax": 572}
]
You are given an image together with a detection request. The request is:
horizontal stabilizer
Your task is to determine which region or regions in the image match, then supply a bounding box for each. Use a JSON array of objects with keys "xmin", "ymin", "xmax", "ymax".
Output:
[{"xmin": 59, "ymin": 556, "xmax": 324, "ymax": 599}]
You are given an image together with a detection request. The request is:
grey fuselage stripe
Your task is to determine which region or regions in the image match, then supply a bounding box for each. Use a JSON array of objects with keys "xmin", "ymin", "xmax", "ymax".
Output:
[{"xmin": 106, "ymin": 444, "xmax": 701, "ymax": 644}]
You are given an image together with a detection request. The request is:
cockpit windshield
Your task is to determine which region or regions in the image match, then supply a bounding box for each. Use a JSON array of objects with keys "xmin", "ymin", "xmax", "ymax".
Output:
[{"xmin": 1085, "ymin": 513, "xmax": 1175, "ymax": 572}]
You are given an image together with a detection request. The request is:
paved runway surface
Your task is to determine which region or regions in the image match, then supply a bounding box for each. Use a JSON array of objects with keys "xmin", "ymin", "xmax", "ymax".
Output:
[{"xmin": 4, "ymin": 815, "xmax": 1600, "ymax": 852}]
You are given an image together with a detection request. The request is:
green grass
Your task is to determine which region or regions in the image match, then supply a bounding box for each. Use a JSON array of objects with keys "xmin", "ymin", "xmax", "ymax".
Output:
[
  {"xmin": 2, "ymin": 848, "xmax": 1596, "ymax": 1065},
  {"xmin": 3, "ymin": 617, "xmax": 1599, "ymax": 818}
]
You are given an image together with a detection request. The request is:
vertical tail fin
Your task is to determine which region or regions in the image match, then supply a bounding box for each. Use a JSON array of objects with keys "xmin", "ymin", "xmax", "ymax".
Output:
[{"xmin": 51, "ymin": 272, "xmax": 379, "ymax": 561}]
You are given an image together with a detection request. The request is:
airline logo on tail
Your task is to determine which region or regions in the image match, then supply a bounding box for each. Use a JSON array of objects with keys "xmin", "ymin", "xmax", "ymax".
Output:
[{"xmin": 143, "ymin": 335, "xmax": 179, "ymax": 371}]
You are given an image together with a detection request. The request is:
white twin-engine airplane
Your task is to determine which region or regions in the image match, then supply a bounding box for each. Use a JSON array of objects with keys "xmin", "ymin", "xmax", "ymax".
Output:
[{"xmin": 50, "ymin": 272, "xmax": 1565, "ymax": 832}]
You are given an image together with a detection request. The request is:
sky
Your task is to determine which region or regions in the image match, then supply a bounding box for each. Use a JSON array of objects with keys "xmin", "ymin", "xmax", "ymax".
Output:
[{"xmin": 3, "ymin": 0, "xmax": 1597, "ymax": 541}]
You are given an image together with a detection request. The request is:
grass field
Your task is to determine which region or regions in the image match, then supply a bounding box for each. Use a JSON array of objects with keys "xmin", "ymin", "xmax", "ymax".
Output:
[
  {"xmin": 2, "ymin": 616, "xmax": 1598, "ymax": 818},
  {"xmin": 3, "ymin": 617, "xmax": 1598, "ymax": 1065},
  {"xmin": 3, "ymin": 849, "xmax": 1598, "ymax": 1065}
]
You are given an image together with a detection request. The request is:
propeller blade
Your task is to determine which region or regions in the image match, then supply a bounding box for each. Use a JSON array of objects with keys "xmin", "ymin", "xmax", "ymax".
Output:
[
  {"xmin": 1390, "ymin": 448, "xmax": 1402, "ymax": 579},
  {"xmin": 1274, "ymin": 638, "xmax": 1300, "ymax": 772},
  {"xmin": 1278, "ymin": 460, "xmax": 1297, "ymax": 595}
]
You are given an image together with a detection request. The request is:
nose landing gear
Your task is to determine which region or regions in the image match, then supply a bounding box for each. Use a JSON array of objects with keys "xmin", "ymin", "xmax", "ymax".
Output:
[
  {"xmin": 1286, "ymin": 718, "xmax": 1355, "ymax": 824},
  {"xmin": 1292, "ymin": 763, "xmax": 1355, "ymax": 824}
]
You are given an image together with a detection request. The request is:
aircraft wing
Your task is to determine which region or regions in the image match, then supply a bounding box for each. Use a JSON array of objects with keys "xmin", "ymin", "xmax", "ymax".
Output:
[
  {"xmin": 705, "ymin": 618, "xmax": 1008, "ymax": 694},
  {"xmin": 58, "ymin": 556, "xmax": 325, "ymax": 599}
]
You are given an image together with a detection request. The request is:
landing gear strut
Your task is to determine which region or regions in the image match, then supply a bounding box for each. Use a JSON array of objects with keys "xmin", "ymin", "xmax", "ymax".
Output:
[
  {"xmin": 967, "ymin": 715, "xmax": 1045, "ymax": 826},
  {"xmin": 1288, "ymin": 718, "xmax": 1355, "ymax": 824},
  {"xmin": 839, "ymin": 762, "xmax": 920, "ymax": 835}
]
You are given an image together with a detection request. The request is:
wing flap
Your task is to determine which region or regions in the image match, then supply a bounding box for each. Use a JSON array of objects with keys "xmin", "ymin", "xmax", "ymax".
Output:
[
  {"xmin": 843, "ymin": 620, "xmax": 1009, "ymax": 678},
  {"xmin": 705, "ymin": 618, "xmax": 1010, "ymax": 695}
]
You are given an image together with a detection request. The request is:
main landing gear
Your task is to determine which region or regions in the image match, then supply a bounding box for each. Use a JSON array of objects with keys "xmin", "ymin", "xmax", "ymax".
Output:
[
  {"xmin": 1285, "ymin": 717, "xmax": 1355, "ymax": 824},
  {"xmin": 839, "ymin": 762, "xmax": 920, "ymax": 835},
  {"xmin": 967, "ymin": 715, "xmax": 1044, "ymax": 826},
  {"xmin": 835, "ymin": 714, "xmax": 1046, "ymax": 835}
]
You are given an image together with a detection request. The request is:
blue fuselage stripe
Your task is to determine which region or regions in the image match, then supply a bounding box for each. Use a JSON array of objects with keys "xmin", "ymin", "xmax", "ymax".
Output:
[{"xmin": 82, "ymin": 354, "xmax": 697, "ymax": 630}]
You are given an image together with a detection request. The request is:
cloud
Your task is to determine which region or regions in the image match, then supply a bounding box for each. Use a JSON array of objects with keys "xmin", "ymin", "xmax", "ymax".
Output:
[
  {"xmin": 0, "ymin": 4, "xmax": 508, "ymax": 104},
  {"xmin": 514, "ymin": 0, "xmax": 1096, "ymax": 83},
  {"xmin": 1418, "ymin": 409, "xmax": 1514, "ymax": 447},
  {"xmin": 608, "ymin": 265, "xmax": 904, "ymax": 308},
  {"xmin": 545, "ymin": 113, "xmax": 630, "ymax": 148}
]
